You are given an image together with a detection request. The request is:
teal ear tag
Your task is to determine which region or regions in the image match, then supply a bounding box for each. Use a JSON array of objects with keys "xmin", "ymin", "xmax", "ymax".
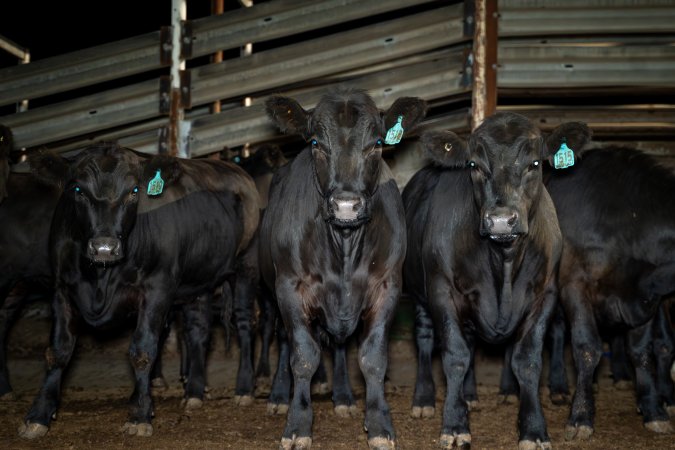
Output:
[
  {"xmin": 146, "ymin": 169, "xmax": 164, "ymax": 196},
  {"xmin": 554, "ymin": 140, "xmax": 575, "ymax": 169},
  {"xmin": 385, "ymin": 115, "xmax": 404, "ymax": 145}
]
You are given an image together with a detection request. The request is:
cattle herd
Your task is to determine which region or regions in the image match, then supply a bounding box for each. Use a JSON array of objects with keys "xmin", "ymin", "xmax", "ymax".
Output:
[{"xmin": 0, "ymin": 88, "xmax": 673, "ymax": 449}]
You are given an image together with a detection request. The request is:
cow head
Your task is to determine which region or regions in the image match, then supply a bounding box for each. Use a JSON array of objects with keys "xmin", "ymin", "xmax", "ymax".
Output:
[
  {"xmin": 30, "ymin": 143, "xmax": 180, "ymax": 264},
  {"xmin": 0, "ymin": 125, "xmax": 13, "ymax": 201},
  {"xmin": 266, "ymin": 88, "xmax": 426, "ymax": 228},
  {"xmin": 422, "ymin": 112, "xmax": 591, "ymax": 244}
]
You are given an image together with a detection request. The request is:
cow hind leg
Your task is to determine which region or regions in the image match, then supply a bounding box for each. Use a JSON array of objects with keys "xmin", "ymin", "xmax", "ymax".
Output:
[
  {"xmin": 254, "ymin": 283, "xmax": 276, "ymax": 397},
  {"xmin": 231, "ymin": 251, "xmax": 257, "ymax": 406},
  {"xmin": 546, "ymin": 306, "xmax": 571, "ymax": 404},
  {"xmin": 463, "ymin": 333, "xmax": 480, "ymax": 411},
  {"xmin": 651, "ymin": 304, "xmax": 675, "ymax": 417},
  {"xmin": 498, "ymin": 344, "xmax": 519, "ymax": 405},
  {"xmin": 0, "ymin": 286, "xmax": 26, "ymax": 400},
  {"xmin": 180, "ymin": 294, "xmax": 212, "ymax": 410},
  {"xmin": 332, "ymin": 343, "xmax": 358, "ymax": 418},
  {"xmin": 411, "ymin": 302, "xmax": 436, "ymax": 419},
  {"xmin": 268, "ymin": 322, "xmax": 291, "ymax": 414},
  {"xmin": 609, "ymin": 334, "xmax": 633, "ymax": 390}
]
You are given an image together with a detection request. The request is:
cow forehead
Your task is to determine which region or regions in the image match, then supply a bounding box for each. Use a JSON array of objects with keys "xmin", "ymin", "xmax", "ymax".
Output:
[
  {"xmin": 74, "ymin": 147, "xmax": 141, "ymax": 185},
  {"xmin": 471, "ymin": 115, "xmax": 541, "ymax": 163},
  {"xmin": 311, "ymin": 95, "xmax": 381, "ymax": 141}
]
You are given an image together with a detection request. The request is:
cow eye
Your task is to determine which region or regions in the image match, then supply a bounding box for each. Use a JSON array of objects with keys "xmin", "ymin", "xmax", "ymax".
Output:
[
  {"xmin": 310, "ymin": 139, "xmax": 318, "ymax": 147},
  {"xmin": 530, "ymin": 160, "xmax": 540, "ymax": 170},
  {"xmin": 376, "ymin": 139, "xmax": 383, "ymax": 147},
  {"xmin": 468, "ymin": 161, "xmax": 476, "ymax": 169},
  {"xmin": 132, "ymin": 186, "xmax": 139, "ymax": 195},
  {"xmin": 73, "ymin": 185, "xmax": 82, "ymax": 194}
]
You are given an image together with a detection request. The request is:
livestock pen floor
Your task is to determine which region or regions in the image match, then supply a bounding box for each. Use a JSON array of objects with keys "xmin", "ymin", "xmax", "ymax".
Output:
[{"xmin": 1, "ymin": 300, "xmax": 673, "ymax": 450}]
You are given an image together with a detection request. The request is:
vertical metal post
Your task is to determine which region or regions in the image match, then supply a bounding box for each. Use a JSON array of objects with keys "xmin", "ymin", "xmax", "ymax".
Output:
[
  {"xmin": 170, "ymin": 0, "xmax": 188, "ymax": 157},
  {"xmin": 239, "ymin": 0, "xmax": 254, "ymax": 159},
  {"xmin": 471, "ymin": 0, "xmax": 498, "ymax": 130},
  {"xmin": 210, "ymin": 0, "xmax": 224, "ymax": 115}
]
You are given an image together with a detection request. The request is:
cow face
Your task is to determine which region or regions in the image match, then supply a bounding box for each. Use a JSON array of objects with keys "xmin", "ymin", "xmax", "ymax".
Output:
[
  {"xmin": 266, "ymin": 89, "xmax": 426, "ymax": 228},
  {"xmin": 422, "ymin": 112, "xmax": 591, "ymax": 244},
  {"xmin": 30, "ymin": 144, "xmax": 180, "ymax": 264}
]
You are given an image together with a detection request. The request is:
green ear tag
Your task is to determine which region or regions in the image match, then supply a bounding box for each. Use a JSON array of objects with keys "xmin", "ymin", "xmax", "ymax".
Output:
[
  {"xmin": 385, "ymin": 115, "xmax": 404, "ymax": 145},
  {"xmin": 147, "ymin": 169, "xmax": 164, "ymax": 196},
  {"xmin": 554, "ymin": 140, "xmax": 575, "ymax": 169}
]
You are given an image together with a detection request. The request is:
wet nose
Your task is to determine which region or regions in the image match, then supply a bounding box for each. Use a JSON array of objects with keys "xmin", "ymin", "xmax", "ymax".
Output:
[
  {"xmin": 330, "ymin": 194, "xmax": 364, "ymax": 222},
  {"xmin": 87, "ymin": 237, "xmax": 123, "ymax": 262},
  {"xmin": 485, "ymin": 210, "xmax": 519, "ymax": 235}
]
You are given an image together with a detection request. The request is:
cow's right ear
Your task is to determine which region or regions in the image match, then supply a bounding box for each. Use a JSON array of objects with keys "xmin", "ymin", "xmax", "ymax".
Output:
[
  {"xmin": 421, "ymin": 130, "xmax": 469, "ymax": 168},
  {"xmin": 29, "ymin": 150, "xmax": 72, "ymax": 189},
  {"xmin": 544, "ymin": 122, "xmax": 592, "ymax": 165},
  {"xmin": 143, "ymin": 155, "xmax": 182, "ymax": 193},
  {"xmin": 265, "ymin": 95, "xmax": 310, "ymax": 138}
]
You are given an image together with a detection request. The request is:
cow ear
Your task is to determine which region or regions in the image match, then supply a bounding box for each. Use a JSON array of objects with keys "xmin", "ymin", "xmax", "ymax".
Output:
[
  {"xmin": 421, "ymin": 130, "xmax": 469, "ymax": 168},
  {"xmin": 265, "ymin": 95, "xmax": 310, "ymax": 138},
  {"xmin": 544, "ymin": 122, "xmax": 592, "ymax": 165},
  {"xmin": 29, "ymin": 150, "xmax": 72, "ymax": 189},
  {"xmin": 383, "ymin": 97, "xmax": 428, "ymax": 140},
  {"xmin": 143, "ymin": 155, "xmax": 182, "ymax": 193}
]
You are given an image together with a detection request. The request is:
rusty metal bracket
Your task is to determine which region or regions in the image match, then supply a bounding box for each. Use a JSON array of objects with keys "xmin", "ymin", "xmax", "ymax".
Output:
[
  {"xmin": 180, "ymin": 70, "xmax": 191, "ymax": 109},
  {"xmin": 160, "ymin": 26, "xmax": 173, "ymax": 66},
  {"xmin": 181, "ymin": 20, "xmax": 193, "ymax": 60},
  {"xmin": 159, "ymin": 75, "xmax": 171, "ymax": 115}
]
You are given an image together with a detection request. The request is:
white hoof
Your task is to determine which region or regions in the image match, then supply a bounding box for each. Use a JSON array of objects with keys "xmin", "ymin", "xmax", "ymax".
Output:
[
  {"xmin": 121, "ymin": 421, "xmax": 153, "ymax": 437},
  {"xmin": 280, "ymin": 435, "xmax": 312, "ymax": 450},
  {"xmin": 234, "ymin": 395, "xmax": 254, "ymax": 406},
  {"xmin": 18, "ymin": 422, "xmax": 48, "ymax": 439},
  {"xmin": 368, "ymin": 436, "xmax": 395, "ymax": 449},
  {"xmin": 267, "ymin": 402, "xmax": 289, "ymax": 415},
  {"xmin": 519, "ymin": 439, "xmax": 552, "ymax": 449},
  {"xmin": 564, "ymin": 424, "xmax": 593, "ymax": 441},
  {"xmin": 644, "ymin": 420, "xmax": 674, "ymax": 433}
]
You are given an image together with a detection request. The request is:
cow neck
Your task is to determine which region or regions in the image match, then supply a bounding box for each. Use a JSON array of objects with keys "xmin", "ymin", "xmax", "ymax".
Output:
[
  {"xmin": 488, "ymin": 242, "xmax": 524, "ymax": 334},
  {"xmin": 327, "ymin": 225, "xmax": 365, "ymax": 270}
]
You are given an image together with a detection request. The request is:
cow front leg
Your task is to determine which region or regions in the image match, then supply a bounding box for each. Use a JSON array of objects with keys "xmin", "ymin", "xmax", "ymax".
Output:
[
  {"xmin": 411, "ymin": 301, "xmax": 436, "ymax": 418},
  {"xmin": 511, "ymin": 293, "xmax": 555, "ymax": 449},
  {"xmin": 255, "ymin": 282, "xmax": 277, "ymax": 397},
  {"xmin": 563, "ymin": 284, "xmax": 602, "ymax": 441},
  {"xmin": 546, "ymin": 305, "xmax": 571, "ymax": 404},
  {"xmin": 652, "ymin": 304, "xmax": 675, "ymax": 417},
  {"xmin": 19, "ymin": 291, "xmax": 77, "ymax": 439},
  {"xmin": 627, "ymin": 316, "xmax": 673, "ymax": 433},
  {"xmin": 498, "ymin": 343, "xmax": 519, "ymax": 404},
  {"xmin": 267, "ymin": 319, "xmax": 292, "ymax": 414},
  {"xmin": 281, "ymin": 324, "xmax": 320, "ymax": 449},
  {"xmin": 0, "ymin": 285, "xmax": 26, "ymax": 400},
  {"xmin": 124, "ymin": 294, "xmax": 172, "ymax": 437},
  {"xmin": 232, "ymin": 247, "xmax": 258, "ymax": 405}
]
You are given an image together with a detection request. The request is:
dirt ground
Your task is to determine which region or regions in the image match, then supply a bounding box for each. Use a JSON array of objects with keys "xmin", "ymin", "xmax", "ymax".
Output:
[{"xmin": 1, "ymin": 300, "xmax": 673, "ymax": 450}]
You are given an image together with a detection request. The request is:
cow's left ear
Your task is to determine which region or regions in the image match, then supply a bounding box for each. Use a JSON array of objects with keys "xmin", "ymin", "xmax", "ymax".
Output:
[
  {"xmin": 543, "ymin": 122, "xmax": 593, "ymax": 165},
  {"xmin": 29, "ymin": 150, "xmax": 72, "ymax": 189},
  {"xmin": 421, "ymin": 130, "xmax": 469, "ymax": 168},
  {"xmin": 143, "ymin": 155, "xmax": 182, "ymax": 194},
  {"xmin": 383, "ymin": 97, "xmax": 428, "ymax": 141},
  {"xmin": 265, "ymin": 95, "xmax": 310, "ymax": 139}
]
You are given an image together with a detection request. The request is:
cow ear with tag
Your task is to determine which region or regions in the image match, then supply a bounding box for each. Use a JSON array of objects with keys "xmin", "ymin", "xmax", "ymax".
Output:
[
  {"xmin": 29, "ymin": 150, "xmax": 72, "ymax": 189},
  {"xmin": 265, "ymin": 95, "xmax": 310, "ymax": 139},
  {"xmin": 383, "ymin": 97, "xmax": 428, "ymax": 145},
  {"xmin": 544, "ymin": 122, "xmax": 592, "ymax": 169},
  {"xmin": 143, "ymin": 155, "xmax": 181, "ymax": 196},
  {"xmin": 421, "ymin": 130, "xmax": 469, "ymax": 168}
]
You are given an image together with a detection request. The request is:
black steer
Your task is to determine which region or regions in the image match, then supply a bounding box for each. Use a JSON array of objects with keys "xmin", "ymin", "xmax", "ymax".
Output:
[
  {"xmin": 260, "ymin": 88, "xmax": 427, "ymax": 449},
  {"xmin": 403, "ymin": 112, "xmax": 586, "ymax": 449},
  {"xmin": 543, "ymin": 146, "xmax": 675, "ymax": 439},
  {"xmin": 18, "ymin": 143, "xmax": 260, "ymax": 438}
]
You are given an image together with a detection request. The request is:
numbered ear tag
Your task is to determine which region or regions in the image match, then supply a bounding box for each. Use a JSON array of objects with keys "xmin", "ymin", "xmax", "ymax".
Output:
[
  {"xmin": 385, "ymin": 115, "xmax": 404, "ymax": 145},
  {"xmin": 554, "ymin": 141, "xmax": 575, "ymax": 169},
  {"xmin": 147, "ymin": 169, "xmax": 164, "ymax": 196}
]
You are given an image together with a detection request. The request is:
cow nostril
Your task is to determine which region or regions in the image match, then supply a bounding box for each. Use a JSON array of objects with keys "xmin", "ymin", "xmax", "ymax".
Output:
[{"xmin": 507, "ymin": 213, "xmax": 518, "ymax": 226}]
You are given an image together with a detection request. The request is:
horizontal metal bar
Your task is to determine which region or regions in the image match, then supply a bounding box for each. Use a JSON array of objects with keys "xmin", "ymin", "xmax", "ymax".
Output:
[
  {"xmin": 189, "ymin": 0, "xmax": 440, "ymax": 58},
  {"xmin": 0, "ymin": 33, "xmax": 29, "ymax": 60},
  {"xmin": 499, "ymin": 1, "xmax": 675, "ymax": 36},
  {"xmin": 190, "ymin": 5, "xmax": 465, "ymax": 108},
  {"xmin": 0, "ymin": 32, "xmax": 164, "ymax": 107},
  {"xmin": 0, "ymin": 80, "xmax": 160, "ymax": 149}
]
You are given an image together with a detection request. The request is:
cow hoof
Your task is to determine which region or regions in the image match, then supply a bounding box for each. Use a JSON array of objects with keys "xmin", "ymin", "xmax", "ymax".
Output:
[
  {"xmin": 518, "ymin": 439, "xmax": 552, "ymax": 450},
  {"xmin": 234, "ymin": 395, "xmax": 254, "ymax": 406},
  {"xmin": 549, "ymin": 393, "xmax": 569, "ymax": 405},
  {"xmin": 368, "ymin": 436, "xmax": 395, "ymax": 450},
  {"xmin": 497, "ymin": 394, "xmax": 518, "ymax": 405},
  {"xmin": 0, "ymin": 391, "xmax": 16, "ymax": 401},
  {"xmin": 439, "ymin": 432, "xmax": 471, "ymax": 449},
  {"xmin": 150, "ymin": 377, "xmax": 168, "ymax": 390},
  {"xmin": 310, "ymin": 382, "xmax": 330, "ymax": 396},
  {"xmin": 666, "ymin": 405, "xmax": 675, "ymax": 418},
  {"xmin": 613, "ymin": 380, "xmax": 633, "ymax": 391},
  {"xmin": 18, "ymin": 422, "xmax": 48, "ymax": 439},
  {"xmin": 267, "ymin": 402, "xmax": 289, "ymax": 415},
  {"xmin": 644, "ymin": 420, "xmax": 674, "ymax": 433},
  {"xmin": 411, "ymin": 405, "xmax": 435, "ymax": 419},
  {"xmin": 183, "ymin": 397, "xmax": 203, "ymax": 410},
  {"xmin": 564, "ymin": 424, "xmax": 593, "ymax": 441},
  {"xmin": 467, "ymin": 400, "xmax": 480, "ymax": 412},
  {"xmin": 121, "ymin": 422, "xmax": 153, "ymax": 437},
  {"xmin": 280, "ymin": 435, "xmax": 312, "ymax": 450},
  {"xmin": 255, "ymin": 376, "xmax": 272, "ymax": 397},
  {"xmin": 334, "ymin": 404, "xmax": 360, "ymax": 418}
]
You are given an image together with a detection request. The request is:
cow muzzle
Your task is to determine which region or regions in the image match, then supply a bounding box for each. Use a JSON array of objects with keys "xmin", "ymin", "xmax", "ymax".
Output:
[
  {"xmin": 482, "ymin": 208, "xmax": 524, "ymax": 243},
  {"xmin": 87, "ymin": 237, "xmax": 123, "ymax": 263},
  {"xmin": 327, "ymin": 193, "xmax": 368, "ymax": 227}
]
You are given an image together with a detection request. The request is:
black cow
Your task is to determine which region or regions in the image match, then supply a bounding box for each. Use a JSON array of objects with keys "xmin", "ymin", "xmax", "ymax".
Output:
[
  {"xmin": 540, "ymin": 146, "xmax": 675, "ymax": 439},
  {"xmin": 18, "ymin": 143, "xmax": 260, "ymax": 438},
  {"xmin": 0, "ymin": 125, "xmax": 12, "ymax": 200},
  {"xmin": 260, "ymin": 88, "xmax": 427, "ymax": 449},
  {"xmin": 0, "ymin": 172, "xmax": 60, "ymax": 400},
  {"xmin": 403, "ymin": 112, "xmax": 589, "ymax": 449}
]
